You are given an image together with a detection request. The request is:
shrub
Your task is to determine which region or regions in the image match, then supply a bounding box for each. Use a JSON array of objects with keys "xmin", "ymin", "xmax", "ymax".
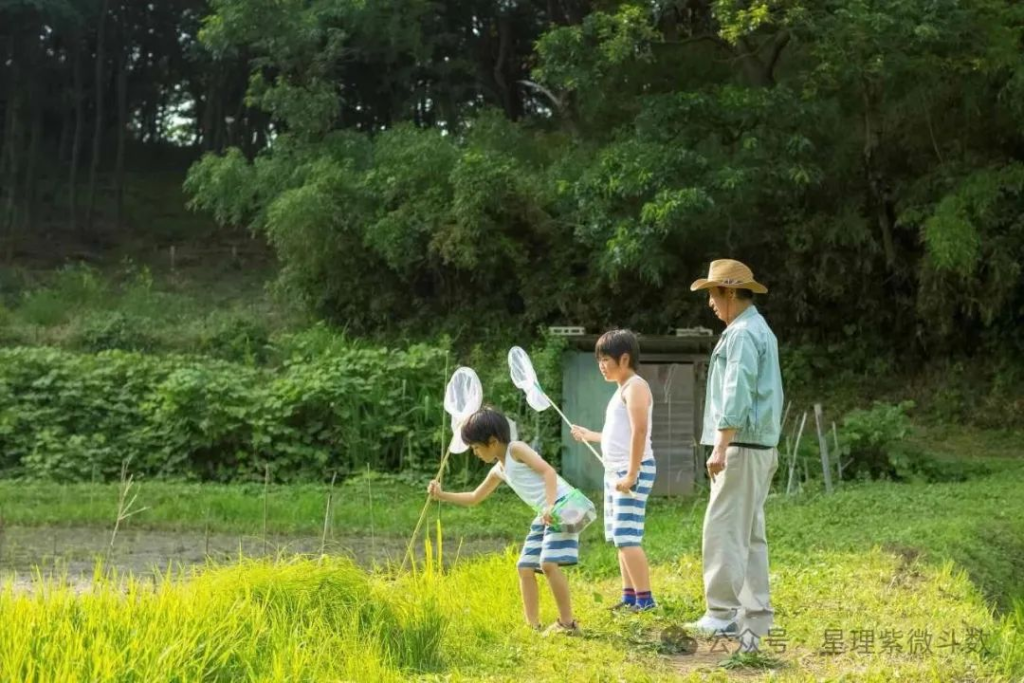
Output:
[
  {"xmin": 838, "ymin": 401, "xmax": 984, "ymax": 482},
  {"xmin": 0, "ymin": 337, "xmax": 564, "ymax": 483},
  {"xmin": 17, "ymin": 265, "xmax": 109, "ymax": 327},
  {"xmin": 73, "ymin": 311, "xmax": 156, "ymax": 352},
  {"xmin": 199, "ymin": 313, "xmax": 272, "ymax": 364}
]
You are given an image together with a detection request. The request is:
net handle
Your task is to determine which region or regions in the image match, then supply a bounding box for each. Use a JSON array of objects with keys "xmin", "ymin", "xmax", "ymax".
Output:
[
  {"xmin": 402, "ymin": 447, "xmax": 453, "ymax": 572},
  {"xmin": 404, "ymin": 367, "xmax": 480, "ymax": 573},
  {"xmin": 532, "ymin": 383, "xmax": 637, "ymax": 499}
]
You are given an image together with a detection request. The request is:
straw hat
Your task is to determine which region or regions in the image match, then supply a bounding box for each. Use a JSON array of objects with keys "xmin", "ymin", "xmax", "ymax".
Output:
[{"xmin": 690, "ymin": 259, "xmax": 767, "ymax": 294}]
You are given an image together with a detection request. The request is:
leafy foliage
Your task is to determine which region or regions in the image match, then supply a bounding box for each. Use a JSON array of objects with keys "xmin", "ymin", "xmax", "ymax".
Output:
[
  {"xmin": 0, "ymin": 333, "xmax": 565, "ymax": 483},
  {"xmin": 178, "ymin": 0, "xmax": 1024, "ymax": 364},
  {"xmin": 837, "ymin": 401, "xmax": 982, "ymax": 482}
]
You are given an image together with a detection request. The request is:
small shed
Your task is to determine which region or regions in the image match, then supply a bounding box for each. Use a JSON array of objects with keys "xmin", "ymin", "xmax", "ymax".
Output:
[{"xmin": 560, "ymin": 334, "xmax": 715, "ymax": 496}]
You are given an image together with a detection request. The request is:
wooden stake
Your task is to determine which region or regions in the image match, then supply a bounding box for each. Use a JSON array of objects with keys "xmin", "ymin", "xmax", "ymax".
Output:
[
  {"xmin": 367, "ymin": 464, "xmax": 376, "ymax": 559},
  {"xmin": 780, "ymin": 400, "xmax": 793, "ymax": 437},
  {"xmin": 262, "ymin": 464, "xmax": 270, "ymax": 556},
  {"xmin": 814, "ymin": 404, "xmax": 834, "ymax": 494},
  {"xmin": 832, "ymin": 421, "xmax": 842, "ymax": 481},
  {"xmin": 786, "ymin": 412, "xmax": 808, "ymax": 496},
  {"xmin": 320, "ymin": 471, "xmax": 338, "ymax": 557}
]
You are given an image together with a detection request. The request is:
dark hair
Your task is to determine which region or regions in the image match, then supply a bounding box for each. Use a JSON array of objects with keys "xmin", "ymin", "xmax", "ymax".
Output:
[
  {"xmin": 717, "ymin": 286, "xmax": 754, "ymax": 301},
  {"xmin": 460, "ymin": 407, "xmax": 511, "ymax": 446},
  {"xmin": 595, "ymin": 329, "xmax": 640, "ymax": 369}
]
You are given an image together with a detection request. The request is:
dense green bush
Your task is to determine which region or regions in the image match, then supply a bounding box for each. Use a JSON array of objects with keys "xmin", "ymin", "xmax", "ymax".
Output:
[
  {"xmin": 0, "ymin": 335, "xmax": 565, "ymax": 483},
  {"xmin": 198, "ymin": 314, "xmax": 273, "ymax": 364},
  {"xmin": 838, "ymin": 401, "xmax": 983, "ymax": 483},
  {"xmin": 14, "ymin": 265, "xmax": 109, "ymax": 327},
  {"xmin": 74, "ymin": 311, "xmax": 157, "ymax": 353}
]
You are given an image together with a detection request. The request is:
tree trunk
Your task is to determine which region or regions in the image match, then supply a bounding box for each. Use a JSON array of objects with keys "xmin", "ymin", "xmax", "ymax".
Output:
[
  {"xmin": 2, "ymin": 41, "xmax": 22, "ymax": 261},
  {"xmin": 114, "ymin": 50, "xmax": 128, "ymax": 230},
  {"xmin": 493, "ymin": 14, "xmax": 520, "ymax": 120},
  {"xmin": 213, "ymin": 86, "xmax": 225, "ymax": 151},
  {"xmin": 561, "ymin": 0, "xmax": 589, "ymax": 25},
  {"xmin": 660, "ymin": 5, "xmax": 679, "ymax": 42},
  {"xmin": 2, "ymin": 104, "xmax": 22, "ymax": 263},
  {"xmin": 862, "ymin": 82, "xmax": 897, "ymax": 270},
  {"xmin": 253, "ymin": 111, "xmax": 268, "ymax": 153},
  {"xmin": 737, "ymin": 32, "xmax": 790, "ymax": 88},
  {"xmin": 86, "ymin": 0, "xmax": 112, "ymax": 233},
  {"xmin": 228, "ymin": 96, "xmax": 244, "ymax": 148},
  {"xmin": 69, "ymin": 36, "xmax": 85, "ymax": 234},
  {"xmin": 202, "ymin": 74, "xmax": 215, "ymax": 150},
  {"xmin": 0, "ymin": 37, "xmax": 15, "ymax": 179},
  {"xmin": 58, "ymin": 103, "xmax": 72, "ymax": 164},
  {"xmin": 546, "ymin": 0, "xmax": 559, "ymax": 24},
  {"xmin": 0, "ymin": 39, "xmax": 9, "ymax": 167},
  {"xmin": 23, "ymin": 103, "xmax": 42, "ymax": 236}
]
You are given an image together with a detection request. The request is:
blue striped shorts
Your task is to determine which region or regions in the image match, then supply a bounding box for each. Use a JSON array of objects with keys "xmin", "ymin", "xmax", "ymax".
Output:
[
  {"xmin": 604, "ymin": 458, "xmax": 656, "ymax": 548},
  {"xmin": 517, "ymin": 516, "xmax": 580, "ymax": 572}
]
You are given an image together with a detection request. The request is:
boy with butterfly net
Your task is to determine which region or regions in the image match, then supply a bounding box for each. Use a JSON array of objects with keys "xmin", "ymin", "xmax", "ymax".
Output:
[{"xmin": 428, "ymin": 407, "xmax": 595, "ymax": 635}]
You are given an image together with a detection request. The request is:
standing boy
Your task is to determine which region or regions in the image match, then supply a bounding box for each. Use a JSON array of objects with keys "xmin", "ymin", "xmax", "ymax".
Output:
[{"xmin": 571, "ymin": 330, "xmax": 657, "ymax": 611}]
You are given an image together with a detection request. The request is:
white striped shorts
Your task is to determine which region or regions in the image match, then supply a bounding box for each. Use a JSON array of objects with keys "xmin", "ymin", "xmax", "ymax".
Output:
[
  {"xmin": 517, "ymin": 513, "xmax": 580, "ymax": 572},
  {"xmin": 604, "ymin": 458, "xmax": 656, "ymax": 548}
]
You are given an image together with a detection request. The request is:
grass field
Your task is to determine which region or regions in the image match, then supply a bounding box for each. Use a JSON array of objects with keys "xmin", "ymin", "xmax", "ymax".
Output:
[{"xmin": 0, "ymin": 428, "xmax": 1021, "ymax": 681}]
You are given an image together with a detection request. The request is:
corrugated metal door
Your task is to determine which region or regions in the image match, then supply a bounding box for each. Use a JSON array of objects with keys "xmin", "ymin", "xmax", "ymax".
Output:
[{"xmin": 638, "ymin": 363, "xmax": 695, "ymax": 495}]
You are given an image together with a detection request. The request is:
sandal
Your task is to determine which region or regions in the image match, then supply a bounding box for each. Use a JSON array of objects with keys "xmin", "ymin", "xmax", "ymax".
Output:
[{"xmin": 543, "ymin": 620, "xmax": 582, "ymax": 636}]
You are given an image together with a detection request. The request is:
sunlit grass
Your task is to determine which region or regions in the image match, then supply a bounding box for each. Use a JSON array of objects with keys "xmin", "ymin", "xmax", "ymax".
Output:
[
  {"xmin": 0, "ymin": 430, "xmax": 1021, "ymax": 681},
  {"xmin": 0, "ymin": 545, "xmax": 1018, "ymax": 682}
]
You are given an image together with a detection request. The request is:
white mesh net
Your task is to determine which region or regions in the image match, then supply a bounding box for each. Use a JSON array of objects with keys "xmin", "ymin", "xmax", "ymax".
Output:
[
  {"xmin": 507, "ymin": 346, "xmax": 551, "ymax": 411},
  {"xmin": 444, "ymin": 367, "xmax": 483, "ymax": 453}
]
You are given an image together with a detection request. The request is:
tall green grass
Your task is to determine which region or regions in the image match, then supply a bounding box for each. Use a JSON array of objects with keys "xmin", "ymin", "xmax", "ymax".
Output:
[
  {"xmin": 0, "ymin": 548, "xmax": 1018, "ymax": 682},
  {"xmin": 0, "ymin": 263, "xmax": 290, "ymax": 358},
  {"xmin": 993, "ymin": 598, "xmax": 1024, "ymax": 680},
  {"xmin": 0, "ymin": 432, "xmax": 1021, "ymax": 680},
  {"xmin": 0, "ymin": 557, "xmax": 450, "ymax": 682}
]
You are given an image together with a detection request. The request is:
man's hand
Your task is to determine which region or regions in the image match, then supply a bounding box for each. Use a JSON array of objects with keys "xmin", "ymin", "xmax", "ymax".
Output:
[
  {"xmin": 706, "ymin": 448, "xmax": 727, "ymax": 483},
  {"xmin": 427, "ymin": 480, "xmax": 443, "ymax": 500},
  {"xmin": 615, "ymin": 472, "xmax": 638, "ymax": 494}
]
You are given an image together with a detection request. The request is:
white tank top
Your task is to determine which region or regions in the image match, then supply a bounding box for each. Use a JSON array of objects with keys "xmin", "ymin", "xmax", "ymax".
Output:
[
  {"xmin": 492, "ymin": 443, "xmax": 573, "ymax": 510},
  {"xmin": 601, "ymin": 374, "xmax": 654, "ymax": 471}
]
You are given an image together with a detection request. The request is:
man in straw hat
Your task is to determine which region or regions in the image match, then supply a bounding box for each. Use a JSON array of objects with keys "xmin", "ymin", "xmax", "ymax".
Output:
[{"xmin": 685, "ymin": 259, "xmax": 783, "ymax": 647}]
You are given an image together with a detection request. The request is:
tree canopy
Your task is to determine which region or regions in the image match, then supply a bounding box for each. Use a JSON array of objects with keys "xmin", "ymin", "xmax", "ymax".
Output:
[{"xmin": 3, "ymin": 0, "xmax": 1023, "ymax": 365}]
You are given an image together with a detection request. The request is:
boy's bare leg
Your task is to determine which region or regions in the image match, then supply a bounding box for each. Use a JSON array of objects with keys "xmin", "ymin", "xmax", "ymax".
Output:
[
  {"xmin": 619, "ymin": 552, "xmax": 634, "ymax": 591},
  {"xmin": 620, "ymin": 547, "xmax": 651, "ymax": 592},
  {"xmin": 541, "ymin": 563, "xmax": 575, "ymax": 625},
  {"xmin": 518, "ymin": 567, "xmax": 541, "ymax": 627}
]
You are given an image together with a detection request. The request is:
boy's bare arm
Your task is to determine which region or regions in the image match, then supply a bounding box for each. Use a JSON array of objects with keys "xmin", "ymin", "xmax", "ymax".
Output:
[
  {"xmin": 428, "ymin": 469, "xmax": 502, "ymax": 506},
  {"xmin": 623, "ymin": 380, "xmax": 652, "ymax": 484}
]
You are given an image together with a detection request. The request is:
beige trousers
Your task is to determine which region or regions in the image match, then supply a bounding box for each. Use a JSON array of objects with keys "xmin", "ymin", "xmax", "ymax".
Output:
[{"xmin": 701, "ymin": 445, "xmax": 778, "ymax": 636}]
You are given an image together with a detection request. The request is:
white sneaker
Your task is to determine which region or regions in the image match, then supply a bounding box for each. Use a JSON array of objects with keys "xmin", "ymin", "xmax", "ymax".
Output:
[
  {"xmin": 684, "ymin": 615, "xmax": 740, "ymax": 638},
  {"xmin": 736, "ymin": 629, "xmax": 760, "ymax": 652}
]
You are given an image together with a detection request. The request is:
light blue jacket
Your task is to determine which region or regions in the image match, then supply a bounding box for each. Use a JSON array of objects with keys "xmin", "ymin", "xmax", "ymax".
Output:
[{"xmin": 700, "ymin": 305, "xmax": 784, "ymax": 448}]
